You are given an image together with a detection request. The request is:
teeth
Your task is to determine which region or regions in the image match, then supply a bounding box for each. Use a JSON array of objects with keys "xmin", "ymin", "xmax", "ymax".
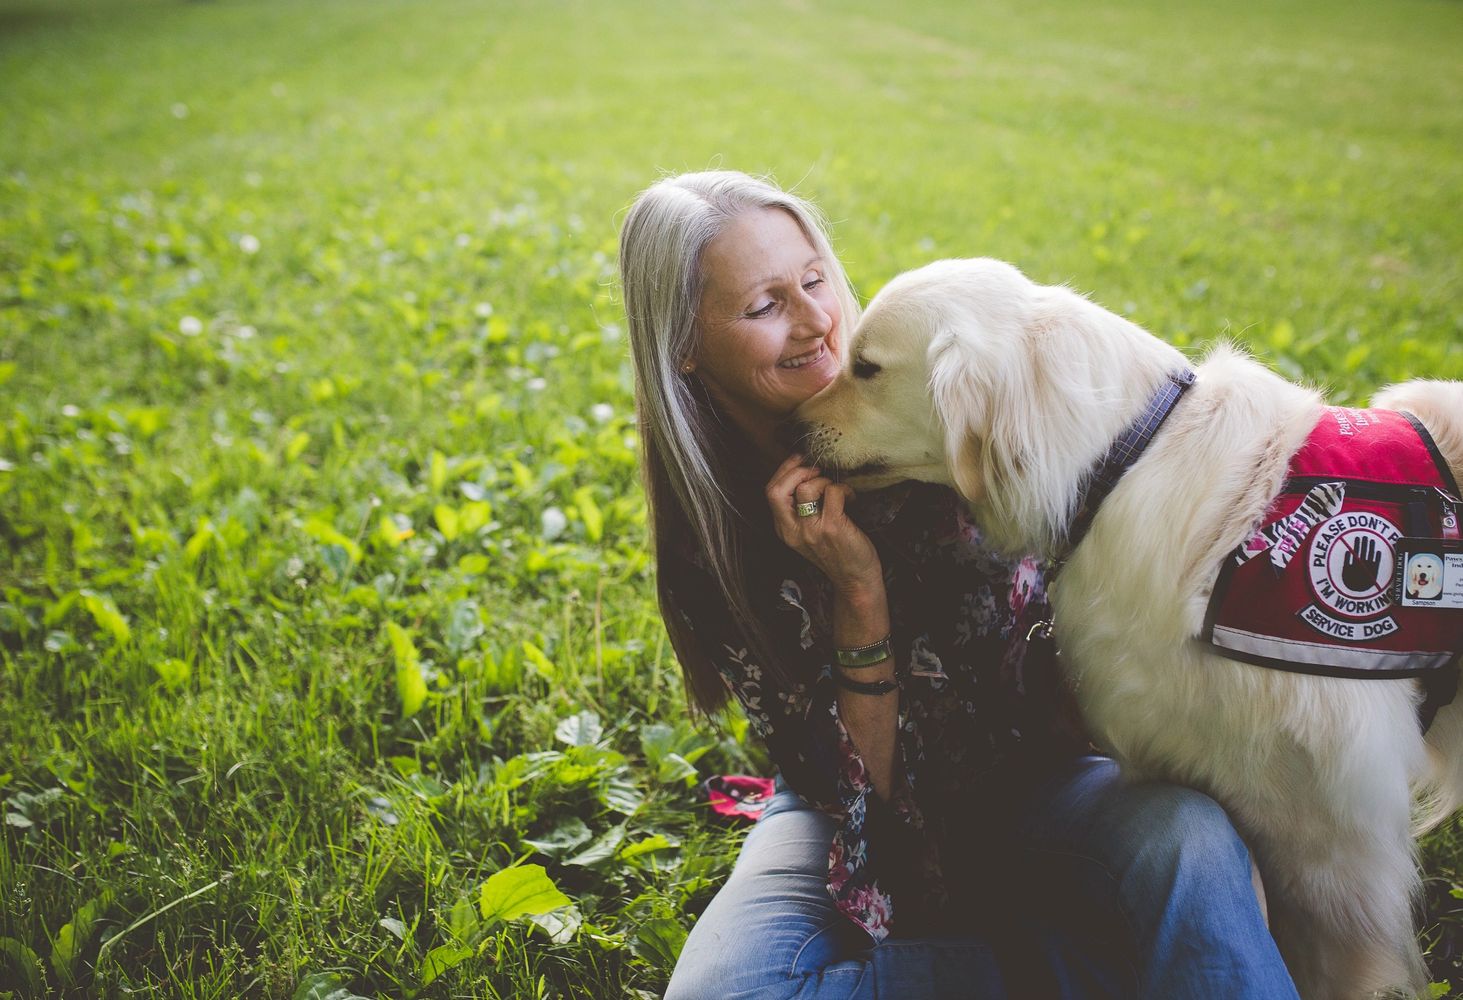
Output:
[{"xmin": 780, "ymin": 345, "xmax": 822, "ymax": 370}]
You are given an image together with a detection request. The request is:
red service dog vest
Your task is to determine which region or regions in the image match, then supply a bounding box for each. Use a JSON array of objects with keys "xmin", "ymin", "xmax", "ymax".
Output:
[{"xmin": 1203, "ymin": 407, "xmax": 1463, "ymax": 679}]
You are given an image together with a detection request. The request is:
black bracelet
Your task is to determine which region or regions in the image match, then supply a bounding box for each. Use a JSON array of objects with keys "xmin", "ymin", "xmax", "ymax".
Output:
[{"xmin": 832, "ymin": 672, "xmax": 899, "ymax": 696}]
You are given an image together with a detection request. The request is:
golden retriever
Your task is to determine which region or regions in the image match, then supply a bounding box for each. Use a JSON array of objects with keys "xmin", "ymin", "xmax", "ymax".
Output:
[{"xmin": 795, "ymin": 258, "xmax": 1463, "ymax": 1000}]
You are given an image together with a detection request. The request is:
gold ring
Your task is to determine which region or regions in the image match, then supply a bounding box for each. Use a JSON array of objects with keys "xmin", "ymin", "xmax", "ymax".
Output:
[{"xmin": 795, "ymin": 499, "xmax": 822, "ymax": 518}]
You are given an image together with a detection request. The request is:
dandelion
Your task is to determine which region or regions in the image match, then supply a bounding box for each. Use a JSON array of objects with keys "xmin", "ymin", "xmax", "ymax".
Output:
[
  {"xmin": 179, "ymin": 316, "xmax": 203, "ymax": 336},
  {"xmin": 62, "ymin": 404, "xmax": 80, "ymax": 417},
  {"xmin": 590, "ymin": 403, "xmax": 613, "ymax": 424},
  {"xmin": 235, "ymin": 325, "xmax": 257, "ymax": 340},
  {"xmin": 526, "ymin": 377, "xmax": 547, "ymax": 392},
  {"xmin": 171, "ymin": 103, "xmax": 189, "ymax": 119},
  {"xmin": 474, "ymin": 302, "xmax": 493, "ymax": 318},
  {"xmin": 455, "ymin": 233, "xmax": 471, "ymax": 248},
  {"xmin": 238, "ymin": 234, "xmax": 260, "ymax": 254}
]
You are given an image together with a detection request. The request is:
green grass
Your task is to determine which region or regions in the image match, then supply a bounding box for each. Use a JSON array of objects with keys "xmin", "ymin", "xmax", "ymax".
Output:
[{"xmin": 2, "ymin": 0, "xmax": 1460, "ymax": 995}]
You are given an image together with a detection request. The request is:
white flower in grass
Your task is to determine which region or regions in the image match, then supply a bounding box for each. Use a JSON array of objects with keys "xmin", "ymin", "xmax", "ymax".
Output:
[
  {"xmin": 526, "ymin": 377, "xmax": 547, "ymax": 392},
  {"xmin": 171, "ymin": 103, "xmax": 189, "ymax": 119},
  {"xmin": 238, "ymin": 234, "xmax": 260, "ymax": 255},
  {"xmin": 474, "ymin": 302, "xmax": 493, "ymax": 318},
  {"xmin": 541, "ymin": 507, "xmax": 567, "ymax": 541},
  {"xmin": 179, "ymin": 316, "xmax": 203, "ymax": 336},
  {"xmin": 590, "ymin": 403, "xmax": 613, "ymax": 424}
]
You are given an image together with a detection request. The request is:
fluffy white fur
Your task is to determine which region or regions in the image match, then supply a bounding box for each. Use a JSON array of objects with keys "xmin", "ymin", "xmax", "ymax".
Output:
[{"xmin": 795, "ymin": 258, "xmax": 1463, "ymax": 1000}]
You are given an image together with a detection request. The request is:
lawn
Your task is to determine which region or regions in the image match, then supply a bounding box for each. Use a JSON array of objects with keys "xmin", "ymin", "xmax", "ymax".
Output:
[{"xmin": 1, "ymin": 0, "xmax": 1460, "ymax": 995}]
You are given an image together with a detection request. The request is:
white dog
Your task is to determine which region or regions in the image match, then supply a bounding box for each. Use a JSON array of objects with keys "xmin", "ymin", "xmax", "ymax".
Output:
[
  {"xmin": 1408, "ymin": 554, "xmax": 1445, "ymax": 602},
  {"xmin": 795, "ymin": 258, "xmax": 1463, "ymax": 1000}
]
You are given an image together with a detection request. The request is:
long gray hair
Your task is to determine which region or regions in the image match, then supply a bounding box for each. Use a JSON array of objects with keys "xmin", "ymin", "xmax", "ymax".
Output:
[{"xmin": 618, "ymin": 170, "xmax": 860, "ymax": 712}]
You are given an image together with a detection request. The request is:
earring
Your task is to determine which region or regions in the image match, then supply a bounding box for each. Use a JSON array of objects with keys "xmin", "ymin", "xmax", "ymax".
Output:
[{"xmin": 681, "ymin": 363, "xmax": 695, "ymax": 374}]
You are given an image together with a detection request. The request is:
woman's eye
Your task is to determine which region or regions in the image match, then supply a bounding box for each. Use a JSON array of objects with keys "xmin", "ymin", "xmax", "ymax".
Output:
[
  {"xmin": 746, "ymin": 302, "xmax": 775, "ymax": 319},
  {"xmin": 802, "ymin": 276, "xmax": 824, "ymax": 291}
]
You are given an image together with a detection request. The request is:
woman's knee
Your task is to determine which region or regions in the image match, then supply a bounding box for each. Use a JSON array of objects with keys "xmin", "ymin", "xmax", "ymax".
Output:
[
  {"xmin": 666, "ymin": 803, "xmax": 855, "ymax": 999},
  {"xmin": 1091, "ymin": 781, "xmax": 1261, "ymax": 916}
]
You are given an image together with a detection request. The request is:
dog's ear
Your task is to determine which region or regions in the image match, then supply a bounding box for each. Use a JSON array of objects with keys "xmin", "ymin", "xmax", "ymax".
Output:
[
  {"xmin": 930, "ymin": 328, "xmax": 993, "ymax": 505},
  {"xmin": 949, "ymin": 429, "xmax": 985, "ymax": 504}
]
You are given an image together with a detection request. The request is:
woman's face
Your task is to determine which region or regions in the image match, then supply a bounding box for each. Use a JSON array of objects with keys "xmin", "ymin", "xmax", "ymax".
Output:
[{"xmin": 693, "ymin": 208, "xmax": 843, "ymax": 430}]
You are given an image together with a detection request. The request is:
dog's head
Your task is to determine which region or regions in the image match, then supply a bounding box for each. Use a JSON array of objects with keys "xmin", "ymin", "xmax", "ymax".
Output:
[
  {"xmin": 792, "ymin": 258, "xmax": 1033, "ymax": 494},
  {"xmin": 1407, "ymin": 554, "xmax": 1444, "ymax": 599},
  {"xmin": 793, "ymin": 257, "xmax": 1182, "ymax": 554}
]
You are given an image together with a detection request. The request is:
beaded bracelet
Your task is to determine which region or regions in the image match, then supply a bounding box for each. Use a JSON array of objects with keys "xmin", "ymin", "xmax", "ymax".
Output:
[
  {"xmin": 834, "ymin": 634, "xmax": 893, "ymax": 668},
  {"xmin": 832, "ymin": 672, "xmax": 899, "ymax": 696}
]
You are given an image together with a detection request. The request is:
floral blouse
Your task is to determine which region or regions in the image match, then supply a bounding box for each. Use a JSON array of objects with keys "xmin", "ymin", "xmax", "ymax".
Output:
[{"xmin": 664, "ymin": 481, "xmax": 1082, "ymax": 942}]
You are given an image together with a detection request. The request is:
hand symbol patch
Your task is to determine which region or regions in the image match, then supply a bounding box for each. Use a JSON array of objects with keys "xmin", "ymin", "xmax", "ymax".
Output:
[{"xmin": 1340, "ymin": 535, "xmax": 1383, "ymax": 593}]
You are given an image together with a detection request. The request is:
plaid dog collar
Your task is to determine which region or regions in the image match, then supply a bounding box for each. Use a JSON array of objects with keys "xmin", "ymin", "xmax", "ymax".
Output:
[{"xmin": 1064, "ymin": 368, "xmax": 1197, "ymax": 554}]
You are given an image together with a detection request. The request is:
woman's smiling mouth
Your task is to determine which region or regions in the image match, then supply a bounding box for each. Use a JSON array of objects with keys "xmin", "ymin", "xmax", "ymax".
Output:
[{"xmin": 779, "ymin": 343, "xmax": 826, "ymax": 370}]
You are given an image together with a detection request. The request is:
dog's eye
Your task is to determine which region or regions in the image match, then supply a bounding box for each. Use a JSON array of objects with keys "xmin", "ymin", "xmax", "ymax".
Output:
[{"xmin": 853, "ymin": 358, "xmax": 881, "ymax": 379}]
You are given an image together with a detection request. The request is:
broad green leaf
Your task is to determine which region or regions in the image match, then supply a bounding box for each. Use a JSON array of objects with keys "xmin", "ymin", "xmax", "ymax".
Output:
[
  {"xmin": 43, "ymin": 592, "xmax": 78, "ymax": 627},
  {"xmin": 377, "ymin": 514, "xmax": 414, "ymax": 547},
  {"xmin": 292, "ymin": 971, "xmax": 371, "ymax": 1000},
  {"xmin": 457, "ymin": 553, "xmax": 489, "ymax": 575},
  {"xmin": 429, "ymin": 450, "xmax": 448, "ymax": 493},
  {"xmin": 153, "ymin": 657, "xmax": 191, "ymax": 687},
  {"xmin": 521, "ymin": 640, "xmax": 556, "ymax": 678},
  {"xmin": 631, "ymin": 917, "xmax": 687, "ymax": 970},
  {"xmin": 420, "ymin": 942, "xmax": 472, "ymax": 985},
  {"xmin": 285, "ymin": 431, "xmax": 311, "ymax": 462},
  {"xmin": 80, "ymin": 592, "xmax": 130, "ymax": 645},
  {"xmin": 619, "ymin": 833, "xmax": 678, "ymax": 860},
  {"xmin": 377, "ymin": 916, "xmax": 406, "ymax": 941},
  {"xmin": 387, "ymin": 623, "xmax": 426, "ymax": 717},
  {"xmin": 302, "ymin": 518, "xmax": 361, "ymax": 563},
  {"xmin": 434, "ymin": 503, "xmax": 459, "ymax": 540},
  {"xmin": 564, "ymin": 824, "xmax": 625, "ymax": 868},
  {"xmin": 0, "ymin": 936, "xmax": 44, "ymax": 993},
  {"xmin": 457, "ymin": 500, "xmax": 491, "ymax": 535},
  {"xmin": 478, "ymin": 865, "xmax": 571, "ymax": 925},
  {"xmin": 523, "ymin": 817, "xmax": 592, "ymax": 858},
  {"xmin": 183, "ymin": 518, "xmax": 215, "ymax": 562},
  {"xmin": 527, "ymin": 905, "xmax": 582, "ymax": 944},
  {"xmin": 573, "ymin": 486, "xmax": 603, "ymax": 542},
  {"xmin": 50, "ymin": 890, "xmax": 113, "ymax": 979},
  {"xmin": 445, "ymin": 600, "xmax": 483, "ymax": 656},
  {"xmin": 554, "ymin": 710, "xmax": 603, "ymax": 747},
  {"xmin": 656, "ymin": 752, "xmax": 698, "ymax": 786},
  {"xmin": 447, "ymin": 895, "xmax": 479, "ymax": 944},
  {"xmin": 599, "ymin": 775, "xmax": 644, "ymax": 815}
]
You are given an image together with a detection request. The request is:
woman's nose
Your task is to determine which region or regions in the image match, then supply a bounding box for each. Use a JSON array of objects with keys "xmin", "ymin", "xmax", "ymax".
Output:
[{"xmin": 794, "ymin": 292, "xmax": 834, "ymax": 338}]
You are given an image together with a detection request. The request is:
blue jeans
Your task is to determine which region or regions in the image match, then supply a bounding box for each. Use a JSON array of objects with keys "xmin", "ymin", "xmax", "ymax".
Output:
[{"xmin": 665, "ymin": 757, "xmax": 1298, "ymax": 999}]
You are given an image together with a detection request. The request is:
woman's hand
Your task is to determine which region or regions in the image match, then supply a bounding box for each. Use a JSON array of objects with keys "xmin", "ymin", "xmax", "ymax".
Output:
[{"xmin": 766, "ymin": 453, "xmax": 883, "ymax": 596}]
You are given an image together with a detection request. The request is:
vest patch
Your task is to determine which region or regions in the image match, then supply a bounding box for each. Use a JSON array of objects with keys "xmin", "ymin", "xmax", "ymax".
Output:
[{"xmin": 1203, "ymin": 407, "xmax": 1463, "ymax": 679}]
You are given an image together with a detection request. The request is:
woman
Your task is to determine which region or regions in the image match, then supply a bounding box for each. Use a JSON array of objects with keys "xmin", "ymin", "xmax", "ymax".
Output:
[{"xmin": 618, "ymin": 170, "xmax": 1297, "ymax": 999}]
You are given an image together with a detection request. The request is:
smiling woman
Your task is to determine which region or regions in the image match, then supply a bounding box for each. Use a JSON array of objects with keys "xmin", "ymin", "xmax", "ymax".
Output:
[
  {"xmin": 690, "ymin": 209, "xmax": 843, "ymax": 457},
  {"xmin": 619, "ymin": 171, "xmax": 1303, "ymax": 999}
]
